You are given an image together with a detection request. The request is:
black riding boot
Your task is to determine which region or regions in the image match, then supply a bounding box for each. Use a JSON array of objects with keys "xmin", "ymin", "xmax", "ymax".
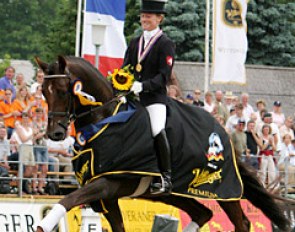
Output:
[{"xmin": 150, "ymin": 129, "xmax": 172, "ymax": 194}]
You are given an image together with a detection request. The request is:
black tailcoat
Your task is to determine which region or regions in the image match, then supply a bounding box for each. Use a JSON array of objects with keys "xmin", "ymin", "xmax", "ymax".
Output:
[{"xmin": 123, "ymin": 33, "xmax": 175, "ymax": 106}]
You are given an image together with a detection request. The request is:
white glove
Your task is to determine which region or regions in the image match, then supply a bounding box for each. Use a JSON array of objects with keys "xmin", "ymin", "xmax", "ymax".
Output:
[{"xmin": 130, "ymin": 81, "xmax": 143, "ymax": 94}]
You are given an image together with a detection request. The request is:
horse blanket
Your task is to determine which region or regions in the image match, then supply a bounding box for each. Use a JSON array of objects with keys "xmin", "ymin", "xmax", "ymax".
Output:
[{"xmin": 72, "ymin": 99, "xmax": 243, "ymax": 200}]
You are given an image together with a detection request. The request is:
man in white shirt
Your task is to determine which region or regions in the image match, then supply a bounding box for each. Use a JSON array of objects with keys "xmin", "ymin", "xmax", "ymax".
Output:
[{"xmin": 241, "ymin": 93, "xmax": 254, "ymax": 119}]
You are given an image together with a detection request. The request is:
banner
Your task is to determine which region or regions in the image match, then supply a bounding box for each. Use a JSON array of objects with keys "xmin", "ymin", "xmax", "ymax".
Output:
[
  {"xmin": 211, "ymin": 0, "xmax": 248, "ymax": 84},
  {"xmin": 82, "ymin": 0, "xmax": 127, "ymax": 76}
]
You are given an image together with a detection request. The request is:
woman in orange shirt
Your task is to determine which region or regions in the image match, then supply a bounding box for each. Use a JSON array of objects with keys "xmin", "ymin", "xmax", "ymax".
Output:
[
  {"xmin": 13, "ymin": 86, "xmax": 35, "ymax": 121},
  {"xmin": 0, "ymin": 88, "xmax": 21, "ymax": 138}
]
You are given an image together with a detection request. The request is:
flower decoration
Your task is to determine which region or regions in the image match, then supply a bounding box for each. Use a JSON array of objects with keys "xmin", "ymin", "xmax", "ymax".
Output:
[{"xmin": 108, "ymin": 65, "xmax": 134, "ymax": 91}]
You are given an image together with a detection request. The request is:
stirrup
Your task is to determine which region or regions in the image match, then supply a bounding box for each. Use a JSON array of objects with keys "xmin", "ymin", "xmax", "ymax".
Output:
[{"xmin": 150, "ymin": 176, "xmax": 172, "ymax": 195}]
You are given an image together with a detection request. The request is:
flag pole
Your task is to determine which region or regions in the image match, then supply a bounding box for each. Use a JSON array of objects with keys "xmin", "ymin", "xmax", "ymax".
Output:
[
  {"xmin": 204, "ymin": 0, "xmax": 211, "ymax": 93},
  {"xmin": 75, "ymin": 0, "xmax": 83, "ymax": 57}
]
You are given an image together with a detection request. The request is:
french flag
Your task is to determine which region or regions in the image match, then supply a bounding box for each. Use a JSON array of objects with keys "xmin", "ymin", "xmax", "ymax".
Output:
[{"xmin": 82, "ymin": 0, "xmax": 127, "ymax": 76}]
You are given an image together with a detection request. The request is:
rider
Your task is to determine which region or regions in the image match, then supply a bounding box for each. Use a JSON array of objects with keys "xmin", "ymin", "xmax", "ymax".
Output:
[{"xmin": 123, "ymin": 0, "xmax": 175, "ymax": 194}]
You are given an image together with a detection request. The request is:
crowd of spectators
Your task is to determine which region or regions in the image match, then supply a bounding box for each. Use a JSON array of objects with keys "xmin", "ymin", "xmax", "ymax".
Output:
[
  {"xmin": 168, "ymin": 84, "xmax": 295, "ymax": 190},
  {"xmin": 0, "ymin": 65, "xmax": 294, "ymax": 194},
  {"xmin": 0, "ymin": 66, "xmax": 75, "ymax": 195}
]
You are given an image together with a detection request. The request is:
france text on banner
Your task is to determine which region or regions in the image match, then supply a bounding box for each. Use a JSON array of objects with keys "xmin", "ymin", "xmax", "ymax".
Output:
[
  {"xmin": 211, "ymin": 0, "xmax": 248, "ymax": 85},
  {"xmin": 82, "ymin": 0, "xmax": 127, "ymax": 76}
]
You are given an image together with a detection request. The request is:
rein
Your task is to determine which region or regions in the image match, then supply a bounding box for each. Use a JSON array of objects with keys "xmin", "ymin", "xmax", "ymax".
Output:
[{"xmin": 44, "ymin": 74, "xmax": 131, "ymax": 123}]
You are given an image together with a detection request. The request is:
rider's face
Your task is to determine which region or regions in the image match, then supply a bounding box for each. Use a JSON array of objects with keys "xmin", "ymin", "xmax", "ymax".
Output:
[{"xmin": 140, "ymin": 13, "xmax": 163, "ymax": 31}]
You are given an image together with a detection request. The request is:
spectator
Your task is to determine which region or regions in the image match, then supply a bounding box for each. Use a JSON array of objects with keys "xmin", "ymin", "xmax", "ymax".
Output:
[
  {"xmin": 0, "ymin": 88, "xmax": 21, "ymax": 139},
  {"xmin": 254, "ymin": 99, "xmax": 266, "ymax": 123},
  {"xmin": 241, "ymin": 93, "xmax": 254, "ymax": 120},
  {"xmin": 256, "ymin": 112, "xmax": 280, "ymax": 151},
  {"xmin": 229, "ymin": 107, "xmax": 236, "ymax": 117},
  {"xmin": 203, "ymin": 91, "xmax": 215, "ymax": 113},
  {"xmin": 245, "ymin": 120, "xmax": 261, "ymax": 170},
  {"xmin": 225, "ymin": 103, "xmax": 246, "ymax": 134},
  {"xmin": 13, "ymin": 86, "xmax": 34, "ymax": 120},
  {"xmin": 224, "ymin": 91, "xmax": 235, "ymax": 112},
  {"xmin": 277, "ymin": 135, "xmax": 295, "ymax": 187},
  {"xmin": 0, "ymin": 66, "xmax": 16, "ymax": 100},
  {"xmin": 0, "ymin": 123, "xmax": 10, "ymax": 171},
  {"xmin": 167, "ymin": 85, "xmax": 180, "ymax": 100},
  {"xmin": 10, "ymin": 112, "xmax": 37, "ymax": 194},
  {"xmin": 192, "ymin": 89, "xmax": 204, "ymax": 107},
  {"xmin": 31, "ymin": 93, "xmax": 48, "ymax": 120},
  {"xmin": 185, "ymin": 94, "xmax": 194, "ymax": 105},
  {"xmin": 33, "ymin": 107, "xmax": 48, "ymax": 194},
  {"xmin": 30, "ymin": 69, "xmax": 44, "ymax": 96},
  {"xmin": 231, "ymin": 119, "xmax": 247, "ymax": 160},
  {"xmin": 271, "ymin": 101, "xmax": 285, "ymax": 128},
  {"xmin": 214, "ymin": 90, "xmax": 229, "ymax": 122},
  {"xmin": 15, "ymin": 73, "xmax": 27, "ymax": 90},
  {"xmin": 280, "ymin": 116, "xmax": 294, "ymax": 140},
  {"xmin": 47, "ymin": 128, "xmax": 74, "ymax": 181},
  {"xmin": 258, "ymin": 124, "xmax": 277, "ymax": 187}
]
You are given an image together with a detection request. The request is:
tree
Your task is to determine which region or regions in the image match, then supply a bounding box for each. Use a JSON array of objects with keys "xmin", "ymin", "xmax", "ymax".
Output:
[
  {"xmin": 0, "ymin": 0, "xmax": 58, "ymax": 60},
  {"xmin": 246, "ymin": 1, "xmax": 295, "ymax": 66},
  {"xmin": 40, "ymin": 0, "xmax": 77, "ymax": 61},
  {"xmin": 162, "ymin": 1, "xmax": 206, "ymax": 61},
  {"xmin": 0, "ymin": 54, "xmax": 12, "ymax": 76}
]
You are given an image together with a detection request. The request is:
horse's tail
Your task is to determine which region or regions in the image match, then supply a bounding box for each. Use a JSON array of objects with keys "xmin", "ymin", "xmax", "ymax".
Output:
[{"xmin": 238, "ymin": 161, "xmax": 291, "ymax": 231}]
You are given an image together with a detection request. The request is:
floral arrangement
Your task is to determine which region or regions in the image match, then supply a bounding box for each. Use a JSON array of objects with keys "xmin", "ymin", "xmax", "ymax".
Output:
[{"xmin": 107, "ymin": 65, "xmax": 134, "ymax": 91}]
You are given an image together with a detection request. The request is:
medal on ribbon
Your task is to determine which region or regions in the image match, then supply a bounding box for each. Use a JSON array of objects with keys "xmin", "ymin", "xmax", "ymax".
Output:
[{"xmin": 137, "ymin": 30, "xmax": 163, "ymax": 73}]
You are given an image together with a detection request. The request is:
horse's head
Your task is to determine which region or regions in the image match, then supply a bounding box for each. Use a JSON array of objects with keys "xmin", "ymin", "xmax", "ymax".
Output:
[
  {"xmin": 35, "ymin": 55, "xmax": 114, "ymax": 141},
  {"xmin": 35, "ymin": 56, "xmax": 74, "ymax": 140}
]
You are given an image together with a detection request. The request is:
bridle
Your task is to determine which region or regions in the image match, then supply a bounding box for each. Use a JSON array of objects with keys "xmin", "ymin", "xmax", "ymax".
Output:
[
  {"xmin": 44, "ymin": 74, "xmax": 75, "ymax": 130},
  {"xmin": 44, "ymin": 74, "xmax": 130, "ymax": 129}
]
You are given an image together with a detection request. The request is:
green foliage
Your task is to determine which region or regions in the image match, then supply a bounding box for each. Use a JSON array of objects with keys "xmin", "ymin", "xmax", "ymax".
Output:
[
  {"xmin": 0, "ymin": 0, "xmax": 57, "ymax": 60},
  {"xmin": 125, "ymin": 0, "xmax": 141, "ymax": 44},
  {"xmin": 0, "ymin": 54, "xmax": 12, "ymax": 77},
  {"xmin": 247, "ymin": 1, "xmax": 295, "ymax": 66},
  {"xmin": 40, "ymin": 0, "xmax": 76, "ymax": 61},
  {"xmin": 162, "ymin": 0, "xmax": 206, "ymax": 61}
]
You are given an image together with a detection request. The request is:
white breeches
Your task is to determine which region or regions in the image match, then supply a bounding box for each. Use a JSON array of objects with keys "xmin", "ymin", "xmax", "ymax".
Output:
[{"xmin": 146, "ymin": 104, "xmax": 167, "ymax": 137}]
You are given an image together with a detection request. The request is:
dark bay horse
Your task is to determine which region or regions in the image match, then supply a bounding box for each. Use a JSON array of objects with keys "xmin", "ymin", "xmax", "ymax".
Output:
[{"xmin": 35, "ymin": 56, "xmax": 290, "ymax": 232}]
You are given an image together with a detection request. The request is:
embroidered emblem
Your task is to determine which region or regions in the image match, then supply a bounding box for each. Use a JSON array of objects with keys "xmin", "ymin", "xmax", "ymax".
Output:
[
  {"xmin": 188, "ymin": 168, "xmax": 222, "ymax": 189},
  {"xmin": 75, "ymin": 160, "xmax": 89, "ymax": 185},
  {"xmin": 206, "ymin": 133, "xmax": 225, "ymax": 162}
]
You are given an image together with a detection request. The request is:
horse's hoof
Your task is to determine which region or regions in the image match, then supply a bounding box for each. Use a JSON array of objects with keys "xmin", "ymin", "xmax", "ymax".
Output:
[{"xmin": 36, "ymin": 226, "xmax": 44, "ymax": 232}]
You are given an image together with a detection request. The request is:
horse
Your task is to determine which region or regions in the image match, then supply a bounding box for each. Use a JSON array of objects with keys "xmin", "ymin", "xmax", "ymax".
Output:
[{"xmin": 35, "ymin": 55, "xmax": 290, "ymax": 232}]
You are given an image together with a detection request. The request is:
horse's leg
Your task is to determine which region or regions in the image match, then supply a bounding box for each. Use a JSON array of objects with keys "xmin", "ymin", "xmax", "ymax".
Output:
[
  {"xmin": 90, "ymin": 199, "xmax": 125, "ymax": 232},
  {"xmin": 218, "ymin": 200, "xmax": 250, "ymax": 232},
  {"xmin": 37, "ymin": 177, "xmax": 139, "ymax": 232},
  {"xmin": 147, "ymin": 195, "xmax": 213, "ymax": 231}
]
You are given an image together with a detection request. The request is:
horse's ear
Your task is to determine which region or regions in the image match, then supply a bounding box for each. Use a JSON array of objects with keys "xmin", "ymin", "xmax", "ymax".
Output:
[
  {"xmin": 35, "ymin": 57, "xmax": 49, "ymax": 74},
  {"xmin": 57, "ymin": 55, "xmax": 67, "ymax": 74}
]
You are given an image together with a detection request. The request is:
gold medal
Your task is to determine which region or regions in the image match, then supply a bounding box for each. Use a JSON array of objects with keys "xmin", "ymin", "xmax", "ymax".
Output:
[{"xmin": 136, "ymin": 63, "xmax": 142, "ymax": 72}]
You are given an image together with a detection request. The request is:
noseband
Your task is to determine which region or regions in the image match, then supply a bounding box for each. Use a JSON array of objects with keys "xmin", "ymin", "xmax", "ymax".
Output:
[{"xmin": 44, "ymin": 74, "xmax": 74, "ymax": 130}]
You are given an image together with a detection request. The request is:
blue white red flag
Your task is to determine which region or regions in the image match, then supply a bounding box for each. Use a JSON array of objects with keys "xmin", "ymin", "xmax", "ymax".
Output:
[{"xmin": 82, "ymin": 0, "xmax": 127, "ymax": 76}]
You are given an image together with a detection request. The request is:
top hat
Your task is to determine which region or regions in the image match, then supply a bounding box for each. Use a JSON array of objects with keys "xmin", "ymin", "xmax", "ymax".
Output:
[{"xmin": 141, "ymin": 0, "xmax": 168, "ymax": 14}]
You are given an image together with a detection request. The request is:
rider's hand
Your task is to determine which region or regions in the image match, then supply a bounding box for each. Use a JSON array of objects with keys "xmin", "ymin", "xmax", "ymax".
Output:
[{"xmin": 130, "ymin": 81, "xmax": 143, "ymax": 94}]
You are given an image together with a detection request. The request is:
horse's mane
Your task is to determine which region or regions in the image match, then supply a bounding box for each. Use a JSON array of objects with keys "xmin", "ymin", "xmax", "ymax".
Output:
[
  {"xmin": 63, "ymin": 56, "xmax": 113, "ymax": 100},
  {"xmin": 64, "ymin": 56, "xmax": 105, "ymax": 79}
]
